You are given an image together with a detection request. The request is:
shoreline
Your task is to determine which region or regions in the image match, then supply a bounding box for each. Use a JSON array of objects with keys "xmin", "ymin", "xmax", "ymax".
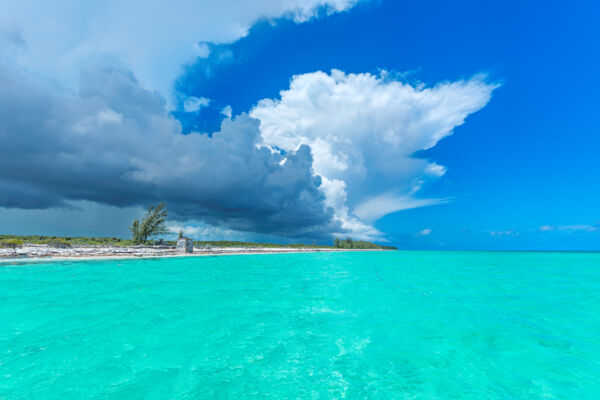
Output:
[{"xmin": 0, "ymin": 246, "xmax": 388, "ymax": 264}]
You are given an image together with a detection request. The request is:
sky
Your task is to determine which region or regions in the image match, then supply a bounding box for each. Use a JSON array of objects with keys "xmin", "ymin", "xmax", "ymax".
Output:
[{"xmin": 0, "ymin": 0, "xmax": 599, "ymax": 250}]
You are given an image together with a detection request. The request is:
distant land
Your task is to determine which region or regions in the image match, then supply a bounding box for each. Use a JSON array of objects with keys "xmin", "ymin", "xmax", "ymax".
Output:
[
  {"xmin": 0, "ymin": 235, "xmax": 397, "ymax": 261},
  {"xmin": 0, "ymin": 235, "xmax": 396, "ymax": 250}
]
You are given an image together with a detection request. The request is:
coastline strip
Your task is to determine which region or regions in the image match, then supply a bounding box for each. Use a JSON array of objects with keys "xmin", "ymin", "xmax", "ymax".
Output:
[{"xmin": 0, "ymin": 248, "xmax": 388, "ymax": 264}]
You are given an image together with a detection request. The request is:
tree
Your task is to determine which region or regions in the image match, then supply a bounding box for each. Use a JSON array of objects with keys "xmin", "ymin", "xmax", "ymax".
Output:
[
  {"xmin": 344, "ymin": 237, "xmax": 353, "ymax": 249},
  {"xmin": 178, "ymin": 228, "xmax": 184, "ymax": 239},
  {"xmin": 130, "ymin": 220, "xmax": 143, "ymax": 244},
  {"xmin": 130, "ymin": 203, "xmax": 169, "ymax": 244}
]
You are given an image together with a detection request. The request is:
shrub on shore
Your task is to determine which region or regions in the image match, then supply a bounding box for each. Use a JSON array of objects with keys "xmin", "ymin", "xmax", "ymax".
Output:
[
  {"xmin": 41, "ymin": 238, "xmax": 72, "ymax": 248},
  {"xmin": 0, "ymin": 238, "xmax": 24, "ymax": 249},
  {"xmin": 333, "ymin": 237, "xmax": 397, "ymax": 250},
  {"xmin": 0, "ymin": 235, "xmax": 134, "ymax": 247}
]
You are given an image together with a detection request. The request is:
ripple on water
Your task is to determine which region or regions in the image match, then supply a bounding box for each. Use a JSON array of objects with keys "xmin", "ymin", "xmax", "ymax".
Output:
[{"xmin": 1, "ymin": 251, "xmax": 600, "ymax": 399}]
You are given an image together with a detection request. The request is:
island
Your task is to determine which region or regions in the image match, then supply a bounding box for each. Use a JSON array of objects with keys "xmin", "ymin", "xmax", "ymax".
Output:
[{"xmin": 0, "ymin": 235, "xmax": 397, "ymax": 261}]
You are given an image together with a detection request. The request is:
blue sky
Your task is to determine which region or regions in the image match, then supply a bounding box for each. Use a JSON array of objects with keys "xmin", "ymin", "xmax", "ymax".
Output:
[{"xmin": 0, "ymin": 0, "xmax": 599, "ymax": 249}]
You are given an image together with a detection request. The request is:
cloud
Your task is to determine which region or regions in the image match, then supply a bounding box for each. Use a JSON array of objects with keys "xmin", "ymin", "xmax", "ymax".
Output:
[
  {"xmin": 0, "ymin": 59, "xmax": 338, "ymax": 238},
  {"xmin": 251, "ymin": 69, "xmax": 497, "ymax": 237},
  {"xmin": 193, "ymin": 42, "xmax": 211, "ymax": 58},
  {"xmin": 0, "ymin": 201, "xmax": 144, "ymax": 238},
  {"xmin": 286, "ymin": 0, "xmax": 362, "ymax": 22},
  {"xmin": 0, "ymin": 60, "xmax": 496, "ymax": 240},
  {"xmin": 490, "ymin": 230, "xmax": 518, "ymax": 236},
  {"xmin": 0, "ymin": 2, "xmax": 499, "ymax": 241},
  {"xmin": 557, "ymin": 224, "xmax": 598, "ymax": 232},
  {"xmin": 540, "ymin": 224, "xmax": 599, "ymax": 232},
  {"xmin": 1, "ymin": 0, "xmax": 364, "ymax": 95},
  {"xmin": 221, "ymin": 105, "xmax": 233, "ymax": 118},
  {"xmin": 416, "ymin": 228, "xmax": 432, "ymax": 236},
  {"xmin": 0, "ymin": 27, "xmax": 26, "ymax": 50},
  {"xmin": 353, "ymin": 194, "xmax": 450, "ymax": 223},
  {"xmin": 539, "ymin": 225, "xmax": 555, "ymax": 231},
  {"xmin": 183, "ymin": 96, "xmax": 211, "ymax": 112},
  {"xmin": 167, "ymin": 222, "xmax": 246, "ymax": 241}
]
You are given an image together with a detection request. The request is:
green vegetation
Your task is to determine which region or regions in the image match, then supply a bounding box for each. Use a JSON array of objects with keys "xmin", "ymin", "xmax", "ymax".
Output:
[
  {"xmin": 0, "ymin": 236, "xmax": 331, "ymax": 248},
  {"xmin": 334, "ymin": 237, "xmax": 397, "ymax": 250},
  {"xmin": 130, "ymin": 203, "xmax": 169, "ymax": 244},
  {"xmin": 0, "ymin": 235, "xmax": 135, "ymax": 247},
  {"xmin": 0, "ymin": 238, "xmax": 24, "ymax": 249},
  {"xmin": 0, "ymin": 234, "xmax": 396, "ymax": 250},
  {"xmin": 40, "ymin": 237, "xmax": 72, "ymax": 248}
]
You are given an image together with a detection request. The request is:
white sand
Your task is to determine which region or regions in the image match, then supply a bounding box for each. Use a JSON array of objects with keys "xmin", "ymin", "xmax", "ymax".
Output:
[{"xmin": 0, "ymin": 244, "xmax": 383, "ymax": 263}]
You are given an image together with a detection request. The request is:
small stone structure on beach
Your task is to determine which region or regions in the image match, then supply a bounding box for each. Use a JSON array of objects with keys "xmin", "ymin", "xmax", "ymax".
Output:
[{"xmin": 176, "ymin": 237, "xmax": 194, "ymax": 253}]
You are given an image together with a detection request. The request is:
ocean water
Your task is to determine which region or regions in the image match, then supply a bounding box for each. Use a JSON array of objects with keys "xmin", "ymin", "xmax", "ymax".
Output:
[{"xmin": 1, "ymin": 251, "xmax": 599, "ymax": 399}]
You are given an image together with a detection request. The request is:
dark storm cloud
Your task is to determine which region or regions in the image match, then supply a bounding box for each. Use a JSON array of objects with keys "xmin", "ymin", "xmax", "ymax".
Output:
[{"xmin": 0, "ymin": 59, "xmax": 339, "ymax": 237}]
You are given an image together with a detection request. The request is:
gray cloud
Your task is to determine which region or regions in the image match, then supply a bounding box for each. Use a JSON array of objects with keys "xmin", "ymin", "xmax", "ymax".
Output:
[
  {"xmin": 0, "ymin": 28, "xmax": 27, "ymax": 50},
  {"xmin": 0, "ymin": 60, "xmax": 338, "ymax": 238}
]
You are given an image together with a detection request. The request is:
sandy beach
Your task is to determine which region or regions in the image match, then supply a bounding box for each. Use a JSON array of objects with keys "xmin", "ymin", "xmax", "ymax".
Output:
[{"xmin": 0, "ymin": 244, "xmax": 385, "ymax": 263}]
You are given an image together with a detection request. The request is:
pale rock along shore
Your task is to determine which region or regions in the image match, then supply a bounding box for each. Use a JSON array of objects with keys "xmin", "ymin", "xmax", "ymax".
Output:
[{"xmin": 0, "ymin": 244, "xmax": 381, "ymax": 262}]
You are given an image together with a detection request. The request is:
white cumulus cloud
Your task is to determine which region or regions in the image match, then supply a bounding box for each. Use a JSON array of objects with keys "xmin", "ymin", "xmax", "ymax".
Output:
[{"xmin": 251, "ymin": 69, "xmax": 498, "ymax": 238}]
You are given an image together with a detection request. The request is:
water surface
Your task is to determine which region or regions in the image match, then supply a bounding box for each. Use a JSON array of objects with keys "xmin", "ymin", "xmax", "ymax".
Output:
[{"xmin": 1, "ymin": 251, "xmax": 599, "ymax": 399}]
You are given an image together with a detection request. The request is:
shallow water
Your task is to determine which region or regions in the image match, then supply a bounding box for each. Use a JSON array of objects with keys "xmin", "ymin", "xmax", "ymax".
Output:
[{"xmin": 1, "ymin": 251, "xmax": 599, "ymax": 399}]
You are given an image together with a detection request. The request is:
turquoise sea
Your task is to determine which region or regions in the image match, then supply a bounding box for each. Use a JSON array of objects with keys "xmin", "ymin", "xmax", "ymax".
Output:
[{"xmin": 1, "ymin": 251, "xmax": 599, "ymax": 399}]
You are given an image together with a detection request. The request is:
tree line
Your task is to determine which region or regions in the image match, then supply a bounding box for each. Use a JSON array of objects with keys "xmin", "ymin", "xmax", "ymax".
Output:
[{"xmin": 333, "ymin": 237, "xmax": 397, "ymax": 250}]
